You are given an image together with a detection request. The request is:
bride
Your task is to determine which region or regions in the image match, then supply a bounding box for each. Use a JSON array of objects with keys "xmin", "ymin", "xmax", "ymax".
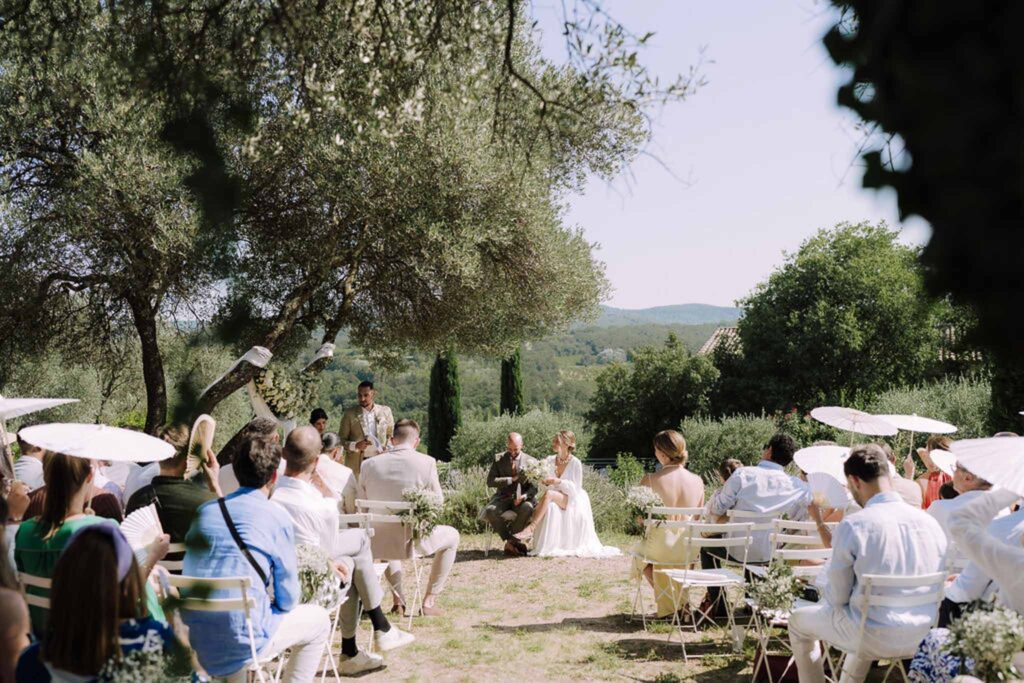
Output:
[{"xmin": 514, "ymin": 430, "xmax": 620, "ymax": 558}]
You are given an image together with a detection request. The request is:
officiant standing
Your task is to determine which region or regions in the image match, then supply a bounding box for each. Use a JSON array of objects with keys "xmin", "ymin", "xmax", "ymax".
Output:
[
  {"xmin": 338, "ymin": 381, "xmax": 395, "ymax": 478},
  {"xmin": 483, "ymin": 433, "xmax": 538, "ymax": 557}
]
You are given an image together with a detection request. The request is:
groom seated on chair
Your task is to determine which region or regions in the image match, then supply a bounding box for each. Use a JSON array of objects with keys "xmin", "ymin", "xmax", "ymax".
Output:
[
  {"xmin": 359, "ymin": 419, "xmax": 460, "ymax": 617},
  {"xmin": 482, "ymin": 432, "xmax": 538, "ymax": 557},
  {"xmin": 273, "ymin": 426, "xmax": 414, "ymax": 676},
  {"xmin": 788, "ymin": 444, "xmax": 947, "ymax": 683}
]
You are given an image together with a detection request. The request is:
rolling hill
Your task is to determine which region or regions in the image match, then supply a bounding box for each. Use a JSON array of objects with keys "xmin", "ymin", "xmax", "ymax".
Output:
[{"xmin": 593, "ymin": 303, "xmax": 741, "ymax": 327}]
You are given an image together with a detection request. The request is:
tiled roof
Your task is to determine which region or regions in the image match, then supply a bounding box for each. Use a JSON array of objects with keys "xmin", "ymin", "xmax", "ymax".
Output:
[{"xmin": 697, "ymin": 326, "xmax": 741, "ymax": 356}]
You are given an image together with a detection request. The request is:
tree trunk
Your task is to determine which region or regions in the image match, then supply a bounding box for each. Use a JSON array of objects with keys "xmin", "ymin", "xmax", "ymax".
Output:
[
  {"xmin": 500, "ymin": 347, "xmax": 524, "ymax": 416},
  {"xmin": 128, "ymin": 300, "xmax": 167, "ymax": 434},
  {"xmin": 428, "ymin": 350, "xmax": 462, "ymax": 461}
]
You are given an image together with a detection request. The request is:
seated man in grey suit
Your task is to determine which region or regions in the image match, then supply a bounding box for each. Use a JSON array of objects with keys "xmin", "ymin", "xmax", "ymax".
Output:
[
  {"xmin": 359, "ymin": 419, "xmax": 460, "ymax": 617},
  {"xmin": 482, "ymin": 432, "xmax": 538, "ymax": 557}
]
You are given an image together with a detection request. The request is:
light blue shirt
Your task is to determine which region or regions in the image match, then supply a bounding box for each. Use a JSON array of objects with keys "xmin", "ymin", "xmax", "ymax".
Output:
[
  {"xmin": 948, "ymin": 488, "xmax": 1024, "ymax": 614},
  {"xmin": 946, "ymin": 506, "xmax": 1024, "ymax": 604},
  {"xmin": 707, "ymin": 460, "xmax": 812, "ymax": 562},
  {"xmin": 181, "ymin": 488, "xmax": 300, "ymax": 677},
  {"xmin": 825, "ymin": 491, "xmax": 947, "ymax": 633}
]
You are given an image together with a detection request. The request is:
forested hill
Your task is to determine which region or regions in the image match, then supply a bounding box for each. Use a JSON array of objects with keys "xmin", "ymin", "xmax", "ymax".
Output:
[{"xmin": 594, "ymin": 303, "xmax": 741, "ymax": 327}]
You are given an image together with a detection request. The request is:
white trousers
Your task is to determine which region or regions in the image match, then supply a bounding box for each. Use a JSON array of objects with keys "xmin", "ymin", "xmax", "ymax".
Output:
[
  {"xmin": 386, "ymin": 525, "xmax": 460, "ymax": 600},
  {"xmin": 332, "ymin": 529, "xmax": 385, "ymax": 639},
  {"xmin": 789, "ymin": 604, "xmax": 926, "ymax": 683},
  {"xmin": 226, "ymin": 604, "xmax": 331, "ymax": 683}
]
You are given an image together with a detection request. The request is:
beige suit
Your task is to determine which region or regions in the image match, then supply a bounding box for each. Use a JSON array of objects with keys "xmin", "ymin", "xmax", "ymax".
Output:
[
  {"xmin": 338, "ymin": 404, "xmax": 394, "ymax": 478},
  {"xmin": 358, "ymin": 445, "xmax": 460, "ymax": 599}
]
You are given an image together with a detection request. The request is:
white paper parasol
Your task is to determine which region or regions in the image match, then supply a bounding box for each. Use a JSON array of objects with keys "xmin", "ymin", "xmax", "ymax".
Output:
[
  {"xmin": 0, "ymin": 396, "xmax": 79, "ymax": 421},
  {"xmin": 928, "ymin": 449, "xmax": 957, "ymax": 478},
  {"xmin": 794, "ymin": 445, "xmax": 850, "ymax": 481},
  {"xmin": 951, "ymin": 437, "xmax": 1024, "ymax": 496},
  {"xmin": 19, "ymin": 423, "xmax": 175, "ymax": 463},
  {"xmin": 876, "ymin": 414, "xmax": 957, "ymax": 435},
  {"xmin": 810, "ymin": 407, "xmax": 897, "ymax": 445},
  {"xmin": 807, "ymin": 472, "xmax": 852, "ymax": 509}
]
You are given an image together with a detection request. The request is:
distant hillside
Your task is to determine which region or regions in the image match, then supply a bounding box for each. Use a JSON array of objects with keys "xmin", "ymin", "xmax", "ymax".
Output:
[{"xmin": 594, "ymin": 303, "xmax": 741, "ymax": 327}]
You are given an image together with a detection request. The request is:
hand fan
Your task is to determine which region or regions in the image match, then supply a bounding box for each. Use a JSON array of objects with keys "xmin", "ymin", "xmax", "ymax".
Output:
[
  {"xmin": 121, "ymin": 503, "xmax": 164, "ymax": 567},
  {"xmin": 807, "ymin": 472, "xmax": 851, "ymax": 509},
  {"xmin": 186, "ymin": 414, "xmax": 216, "ymax": 478}
]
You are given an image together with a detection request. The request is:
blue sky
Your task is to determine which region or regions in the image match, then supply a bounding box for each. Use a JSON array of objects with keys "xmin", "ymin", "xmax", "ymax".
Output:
[{"xmin": 534, "ymin": 1, "xmax": 930, "ymax": 309}]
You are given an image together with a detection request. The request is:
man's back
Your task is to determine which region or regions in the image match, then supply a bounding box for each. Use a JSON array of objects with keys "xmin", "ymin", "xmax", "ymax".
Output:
[
  {"xmin": 182, "ymin": 488, "xmax": 299, "ymax": 677},
  {"xmin": 826, "ymin": 492, "xmax": 946, "ymax": 632},
  {"xmin": 359, "ymin": 446, "xmax": 442, "ymax": 559},
  {"xmin": 928, "ymin": 489, "xmax": 1007, "ymax": 538}
]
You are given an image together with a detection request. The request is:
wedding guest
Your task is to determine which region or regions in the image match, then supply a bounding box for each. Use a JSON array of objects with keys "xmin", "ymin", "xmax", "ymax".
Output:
[
  {"xmin": 337, "ymin": 381, "xmax": 394, "ymax": 478},
  {"xmin": 15, "ymin": 453, "xmax": 166, "ymax": 635},
  {"xmin": 23, "ymin": 468, "xmax": 124, "ymax": 524},
  {"xmin": 318, "ymin": 432, "xmax": 357, "ymax": 512},
  {"xmin": 182, "ymin": 436, "xmax": 330, "ymax": 683},
  {"xmin": 310, "ymin": 408, "xmax": 329, "ymax": 435},
  {"xmin": 16, "ymin": 525, "xmax": 188, "ymax": 682},
  {"xmin": 12, "ymin": 427, "xmax": 45, "ymax": 491},
  {"xmin": 217, "ymin": 418, "xmax": 283, "ymax": 495},
  {"xmin": 717, "ymin": 458, "xmax": 743, "ymax": 483},
  {"xmin": 882, "ymin": 443, "xmax": 923, "ymax": 508},
  {"xmin": 125, "ymin": 424, "xmax": 222, "ymax": 566},
  {"xmin": 482, "ymin": 432, "xmax": 538, "ymax": 557},
  {"xmin": 630, "ymin": 430, "xmax": 706, "ymax": 618},
  {"xmin": 0, "ymin": 587, "xmax": 28, "ymax": 683},
  {"xmin": 123, "ymin": 461, "xmax": 159, "ymax": 502},
  {"xmin": 2, "ymin": 482, "xmax": 29, "ymax": 574},
  {"xmin": 359, "ymin": 419, "xmax": 459, "ymax": 617},
  {"xmin": 903, "ymin": 435, "xmax": 953, "ymax": 508},
  {"xmin": 273, "ymin": 426, "xmax": 414, "ymax": 674},
  {"xmin": 928, "ymin": 457, "xmax": 1004, "ymax": 540},
  {"xmin": 513, "ymin": 430, "xmax": 620, "ymax": 558},
  {"xmin": 938, "ymin": 482, "xmax": 958, "ymax": 500},
  {"xmin": 789, "ymin": 445, "xmax": 947, "ymax": 683}
]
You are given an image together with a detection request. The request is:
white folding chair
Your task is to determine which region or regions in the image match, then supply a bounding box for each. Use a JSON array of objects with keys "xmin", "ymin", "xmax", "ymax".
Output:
[
  {"xmin": 627, "ymin": 505, "xmax": 705, "ymax": 629},
  {"xmin": 157, "ymin": 542, "xmax": 187, "ymax": 573},
  {"xmin": 18, "ymin": 572, "xmax": 52, "ymax": 610},
  {"xmin": 356, "ymin": 498, "xmax": 424, "ymax": 630},
  {"xmin": 167, "ymin": 574, "xmax": 287, "ymax": 683},
  {"xmin": 822, "ymin": 571, "xmax": 946, "ymax": 683},
  {"xmin": 658, "ymin": 521, "xmax": 756, "ymax": 661}
]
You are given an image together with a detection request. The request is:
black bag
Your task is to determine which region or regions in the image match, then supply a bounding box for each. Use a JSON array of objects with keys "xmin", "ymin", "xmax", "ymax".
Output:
[{"xmin": 218, "ymin": 498, "xmax": 269, "ymax": 587}]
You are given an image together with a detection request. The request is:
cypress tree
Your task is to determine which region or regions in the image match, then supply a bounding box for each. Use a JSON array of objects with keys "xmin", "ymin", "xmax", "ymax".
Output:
[
  {"xmin": 500, "ymin": 347, "xmax": 525, "ymax": 415},
  {"xmin": 428, "ymin": 349, "xmax": 462, "ymax": 460}
]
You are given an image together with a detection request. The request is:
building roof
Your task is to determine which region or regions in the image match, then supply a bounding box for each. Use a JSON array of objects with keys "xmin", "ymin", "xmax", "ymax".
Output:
[{"xmin": 697, "ymin": 326, "xmax": 741, "ymax": 357}]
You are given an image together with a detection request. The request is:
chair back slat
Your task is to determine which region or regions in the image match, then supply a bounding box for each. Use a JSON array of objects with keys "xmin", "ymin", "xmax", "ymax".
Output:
[
  {"xmin": 642, "ymin": 519, "xmax": 691, "ymax": 530},
  {"xmin": 770, "ymin": 532, "xmax": 823, "ymax": 546},
  {"xmin": 862, "ymin": 572, "xmax": 946, "ymax": 588},
  {"xmin": 178, "ymin": 596, "xmax": 256, "ymax": 612},
  {"xmin": 647, "ymin": 506, "xmax": 704, "ymax": 518},
  {"xmin": 167, "ymin": 574, "xmax": 253, "ymax": 590},
  {"xmin": 23, "ymin": 594, "xmax": 50, "ymax": 609},
  {"xmin": 19, "ymin": 573, "xmax": 51, "ymax": 590},
  {"xmin": 775, "ymin": 547, "xmax": 832, "ymax": 562},
  {"xmin": 356, "ymin": 499, "xmax": 413, "ymax": 513}
]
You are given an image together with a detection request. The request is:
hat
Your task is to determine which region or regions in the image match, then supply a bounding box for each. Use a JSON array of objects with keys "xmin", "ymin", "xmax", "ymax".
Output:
[{"xmin": 63, "ymin": 524, "xmax": 135, "ymax": 581}]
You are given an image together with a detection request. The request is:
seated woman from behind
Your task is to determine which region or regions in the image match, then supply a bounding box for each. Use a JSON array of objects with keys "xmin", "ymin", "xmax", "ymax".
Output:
[
  {"xmin": 16, "ymin": 525, "xmax": 189, "ymax": 683},
  {"xmin": 630, "ymin": 430, "xmax": 706, "ymax": 618}
]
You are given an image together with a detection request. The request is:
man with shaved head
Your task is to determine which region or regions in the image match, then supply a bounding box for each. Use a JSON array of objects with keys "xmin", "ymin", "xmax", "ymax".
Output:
[
  {"xmin": 273, "ymin": 425, "xmax": 413, "ymax": 674},
  {"xmin": 483, "ymin": 432, "xmax": 539, "ymax": 557}
]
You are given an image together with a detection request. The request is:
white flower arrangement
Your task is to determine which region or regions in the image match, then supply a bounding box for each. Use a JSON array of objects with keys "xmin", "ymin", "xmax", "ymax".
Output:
[
  {"xmin": 948, "ymin": 603, "xmax": 1024, "ymax": 681},
  {"xmin": 748, "ymin": 560, "xmax": 801, "ymax": 615},
  {"xmin": 400, "ymin": 487, "xmax": 443, "ymax": 541},
  {"xmin": 296, "ymin": 543, "xmax": 344, "ymax": 610},
  {"xmin": 521, "ymin": 459, "xmax": 550, "ymax": 486},
  {"xmin": 626, "ymin": 485, "xmax": 664, "ymax": 535},
  {"xmin": 254, "ymin": 366, "xmax": 320, "ymax": 420},
  {"xmin": 98, "ymin": 647, "xmax": 185, "ymax": 683}
]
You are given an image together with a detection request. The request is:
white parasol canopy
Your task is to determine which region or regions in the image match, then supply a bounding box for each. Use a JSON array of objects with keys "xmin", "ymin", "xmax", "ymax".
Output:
[
  {"xmin": 810, "ymin": 407, "xmax": 898, "ymax": 437},
  {"xmin": 794, "ymin": 445, "xmax": 850, "ymax": 481},
  {"xmin": 19, "ymin": 423, "xmax": 175, "ymax": 463},
  {"xmin": 0, "ymin": 396, "xmax": 79, "ymax": 421},
  {"xmin": 928, "ymin": 449, "xmax": 957, "ymax": 478},
  {"xmin": 876, "ymin": 414, "xmax": 957, "ymax": 435},
  {"xmin": 950, "ymin": 437, "xmax": 1024, "ymax": 496}
]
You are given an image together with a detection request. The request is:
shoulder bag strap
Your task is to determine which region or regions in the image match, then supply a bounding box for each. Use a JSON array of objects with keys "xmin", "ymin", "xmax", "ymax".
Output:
[{"xmin": 217, "ymin": 497, "xmax": 269, "ymax": 588}]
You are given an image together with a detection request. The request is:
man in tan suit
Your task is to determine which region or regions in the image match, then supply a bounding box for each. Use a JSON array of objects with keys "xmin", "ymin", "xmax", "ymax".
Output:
[
  {"xmin": 337, "ymin": 381, "xmax": 395, "ymax": 478},
  {"xmin": 358, "ymin": 419, "xmax": 459, "ymax": 616}
]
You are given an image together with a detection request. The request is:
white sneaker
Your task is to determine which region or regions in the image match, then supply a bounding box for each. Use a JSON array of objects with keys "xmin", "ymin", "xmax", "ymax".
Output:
[
  {"xmin": 373, "ymin": 626, "xmax": 415, "ymax": 652},
  {"xmin": 338, "ymin": 650, "xmax": 384, "ymax": 675}
]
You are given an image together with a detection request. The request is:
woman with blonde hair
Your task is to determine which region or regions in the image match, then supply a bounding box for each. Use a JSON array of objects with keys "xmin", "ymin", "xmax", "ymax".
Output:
[
  {"xmin": 630, "ymin": 430, "xmax": 706, "ymax": 618},
  {"xmin": 513, "ymin": 430, "xmax": 620, "ymax": 558}
]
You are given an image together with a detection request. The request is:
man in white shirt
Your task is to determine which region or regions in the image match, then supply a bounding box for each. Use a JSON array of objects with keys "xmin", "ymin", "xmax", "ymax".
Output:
[
  {"xmin": 789, "ymin": 444, "xmax": 947, "ymax": 683},
  {"xmin": 273, "ymin": 426, "xmax": 413, "ymax": 675},
  {"xmin": 12, "ymin": 430, "xmax": 45, "ymax": 491},
  {"xmin": 318, "ymin": 432, "xmax": 358, "ymax": 513},
  {"xmin": 882, "ymin": 443, "xmax": 923, "ymax": 508}
]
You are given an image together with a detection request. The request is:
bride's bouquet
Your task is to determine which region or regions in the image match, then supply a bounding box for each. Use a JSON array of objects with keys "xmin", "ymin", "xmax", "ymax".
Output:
[
  {"xmin": 521, "ymin": 459, "xmax": 550, "ymax": 487},
  {"xmin": 400, "ymin": 486, "xmax": 443, "ymax": 541},
  {"xmin": 296, "ymin": 543, "xmax": 344, "ymax": 610},
  {"xmin": 626, "ymin": 485, "xmax": 663, "ymax": 535}
]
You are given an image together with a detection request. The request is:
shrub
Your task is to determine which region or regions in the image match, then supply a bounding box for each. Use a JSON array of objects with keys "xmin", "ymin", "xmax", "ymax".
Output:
[
  {"xmin": 583, "ymin": 465, "xmax": 631, "ymax": 534},
  {"xmin": 449, "ymin": 408, "xmax": 591, "ymax": 469},
  {"xmin": 608, "ymin": 452, "xmax": 646, "ymax": 489},
  {"xmin": 680, "ymin": 414, "xmax": 779, "ymax": 484},
  {"xmin": 437, "ymin": 465, "xmax": 490, "ymax": 534},
  {"xmin": 867, "ymin": 376, "xmax": 991, "ymax": 443}
]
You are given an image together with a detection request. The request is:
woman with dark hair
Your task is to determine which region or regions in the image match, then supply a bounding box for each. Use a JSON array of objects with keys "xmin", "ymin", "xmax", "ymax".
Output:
[
  {"xmin": 16, "ymin": 525, "xmax": 189, "ymax": 682},
  {"xmin": 14, "ymin": 453, "xmax": 167, "ymax": 635}
]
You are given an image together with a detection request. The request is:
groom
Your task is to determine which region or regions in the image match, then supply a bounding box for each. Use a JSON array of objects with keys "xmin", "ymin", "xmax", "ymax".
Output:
[{"xmin": 482, "ymin": 433, "xmax": 538, "ymax": 557}]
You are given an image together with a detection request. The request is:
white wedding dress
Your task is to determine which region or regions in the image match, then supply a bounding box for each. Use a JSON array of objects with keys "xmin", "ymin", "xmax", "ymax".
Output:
[{"xmin": 531, "ymin": 455, "xmax": 621, "ymax": 558}]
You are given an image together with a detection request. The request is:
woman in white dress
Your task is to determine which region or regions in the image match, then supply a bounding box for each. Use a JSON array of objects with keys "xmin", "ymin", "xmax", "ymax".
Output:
[{"xmin": 514, "ymin": 431, "xmax": 620, "ymax": 558}]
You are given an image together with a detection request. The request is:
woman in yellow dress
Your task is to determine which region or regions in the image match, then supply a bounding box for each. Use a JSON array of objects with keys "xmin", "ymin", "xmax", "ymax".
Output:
[{"xmin": 631, "ymin": 430, "xmax": 706, "ymax": 618}]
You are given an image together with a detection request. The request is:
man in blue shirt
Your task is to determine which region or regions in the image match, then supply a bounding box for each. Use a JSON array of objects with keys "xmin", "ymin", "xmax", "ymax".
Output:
[{"xmin": 182, "ymin": 436, "xmax": 330, "ymax": 682}]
